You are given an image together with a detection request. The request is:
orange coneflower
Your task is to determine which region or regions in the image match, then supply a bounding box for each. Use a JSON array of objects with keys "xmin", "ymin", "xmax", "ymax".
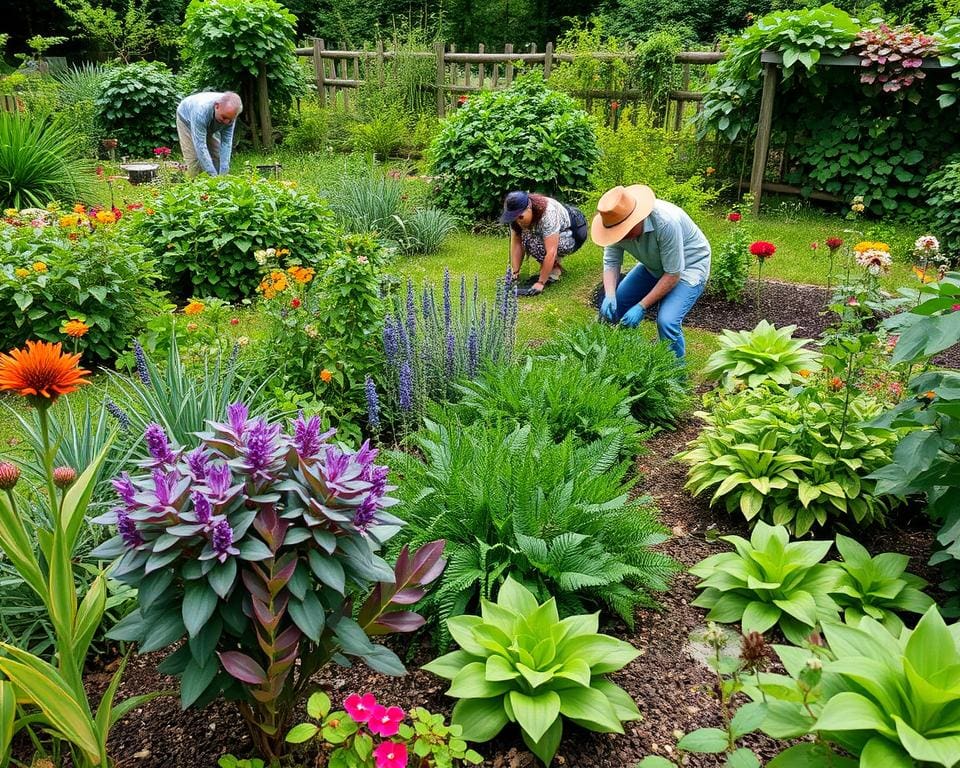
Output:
[
  {"xmin": 0, "ymin": 340, "xmax": 91, "ymax": 405},
  {"xmin": 62, "ymin": 319, "xmax": 90, "ymax": 338}
]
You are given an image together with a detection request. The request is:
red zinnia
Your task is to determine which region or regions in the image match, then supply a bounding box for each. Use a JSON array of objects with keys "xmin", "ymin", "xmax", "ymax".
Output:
[
  {"xmin": 290, "ymin": 298, "xmax": 301, "ymax": 308},
  {"xmin": 610, "ymin": 100, "xmax": 620, "ymax": 110},
  {"xmin": 749, "ymin": 241, "xmax": 776, "ymax": 260},
  {"xmin": 727, "ymin": 212, "xmax": 742, "ymax": 222},
  {"xmin": 810, "ymin": 241, "xmax": 819, "ymax": 250},
  {"xmin": 230, "ymin": 318, "xmax": 239, "ymax": 326},
  {"xmin": 0, "ymin": 340, "xmax": 91, "ymax": 405},
  {"xmin": 826, "ymin": 237, "xmax": 843, "ymax": 251}
]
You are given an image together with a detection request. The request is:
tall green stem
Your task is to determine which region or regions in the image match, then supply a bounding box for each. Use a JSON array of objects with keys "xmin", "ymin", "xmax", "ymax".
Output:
[{"xmin": 37, "ymin": 407, "xmax": 58, "ymax": 526}]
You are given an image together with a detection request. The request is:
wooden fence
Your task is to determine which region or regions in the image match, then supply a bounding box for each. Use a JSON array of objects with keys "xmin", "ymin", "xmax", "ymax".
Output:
[{"xmin": 294, "ymin": 41, "xmax": 723, "ymax": 128}]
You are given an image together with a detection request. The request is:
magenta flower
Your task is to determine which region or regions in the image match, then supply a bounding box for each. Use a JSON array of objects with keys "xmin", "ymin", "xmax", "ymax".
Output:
[
  {"xmin": 112, "ymin": 471, "xmax": 137, "ymax": 506},
  {"xmin": 373, "ymin": 741, "xmax": 408, "ymax": 768},
  {"xmin": 211, "ymin": 519, "xmax": 238, "ymax": 562},
  {"xmin": 344, "ymin": 692, "xmax": 378, "ymax": 723},
  {"xmin": 368, "ymin": 704, "xmax": 405, "ymax": 737},
  {"xmin": 144, "ymin": 422, "xmax": 176, "ymax": 465}
]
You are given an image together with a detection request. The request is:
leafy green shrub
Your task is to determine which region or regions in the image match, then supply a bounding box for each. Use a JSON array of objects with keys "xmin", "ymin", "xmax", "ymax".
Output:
[
  {"xmin": 708, "ymin": 217, "xmax": 750, "ymax": 302},
  {"xmin": 753, "ymin": 607, "xmax": 960, "ymax": 767},
  {"xmin": 398, "ymin": 207, "xmax": 459, "ymax": 255},
  {"xmin": 0, "ymin": 111, "xmax": 95, "ymax": 209},
  {"xmin": 430, "ymin": 73, "xmax": 599, "ymax": 220},
  {"xmin": 330, "ymin": 172, "xmax": 406, "ymax": 240},
  {"xmin": 832, "ymin": 534, "xmax": 933, "ymax": 633},
  {"xmin": 51, "ymin": 63, "xmax": 106, "ymax": 157},
  {"xmin": 389, "ymin": 418, "xmax": 678, "ymax": 633},
  {"xmin": 182, "ymin": 0, "xmax": 301, "ymax": 110},
  {"xmin": 135, "ymin": 175, "xmax": 339, "ymax": 300},
  {"xmin": 0, "ymin": 213, "xmax": 165, "ymax": 363},
  {"xmin": 588, "ymin": 107, "xmax": 716, "ymax": 215},
  {"xmin": 423, "ymin": 577, "xmax": 642, "ymax": 766},
  {"xmin": 95, "ymin": 61, "xmax": 180, "ymax": 157},
  {"xmin": 96, "ymin": 408, "xmax": 445, "ymax": 759},
  {"xmin": 691, "ymin": 521, "xmax": 841, "ymax": 645},
  {"xmin": 703, "ymin": 321, "xmax": 822, "ymax": 391},
  {"xmin": 282, "ymin": 100, "xmax": 333, "ymax": 153},
  {"xmin": 450, "ymin": 356, "xmax": 649, "ymax": 457},
  {"xmin": 679, "ymin": 385, "xmax": 899, "ymax": 535},
  {"xmin": 536, "ymin": 323, "xmax": 691, "ymax": 429},
  {"xmin": 923, "ymin": 157, "xmax": 960, "ymax": 259},
  {"xmin": 350, "ymin": 106, "xmax": 409, "ymax": 158}
]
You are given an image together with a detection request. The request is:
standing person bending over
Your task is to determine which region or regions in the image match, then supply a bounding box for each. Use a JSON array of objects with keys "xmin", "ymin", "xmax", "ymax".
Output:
[
  {"xmin": 500, "ymin": 190, "xmax": 588, "ymax": 297},
  {"xmin": 591, "ymin": 184, "xmax": 711, "ymax": 359},
  {"xmin": 175, "ymin": 91, "xmax": 243, "ymax": 177}
]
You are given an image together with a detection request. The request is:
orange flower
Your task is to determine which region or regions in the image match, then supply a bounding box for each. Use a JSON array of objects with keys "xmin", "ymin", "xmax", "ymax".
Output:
[
  {"xmin": 320, "ymin": 369, "xmax": 333, "ymax": 383},
  {"xmin": 829, "ymin": 377, "xmax": 844, "ymax": 391},
  {"xmin": 62, "ymin": 319, "xmax": 90, "ymax": 338},
  {"xmin": 287, "ymin": 265, "xmax": 315, "ymax": 284},
  {"xmin": 0, "ymin": 340, "xmax": 91, "ymax": 404},
  {"xmin": 95, "ymin": 210, "xmax": 116, "ymax": 225},
  {"xmin": 73, "ymin": 203, "xmax": 86, "ymax": 214},
  {"xmin": 184, "ymin": 300, "xmax": 205, "ymax": 315},
  {"xmin": 798, "ymin": 369, "xmax": 812, "ymax": 378}
]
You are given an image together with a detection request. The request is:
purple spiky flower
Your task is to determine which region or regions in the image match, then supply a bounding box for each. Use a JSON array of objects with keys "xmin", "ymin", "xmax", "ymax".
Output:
[
  {"xmin": 459, "ymin": 275, "xmax": 466, "ymax": 314},
  {"xmin": 227, "ymin": 401, "xmax": 249, "ymax": 437},
  {"xmin": 399, "ymin": 360, "xmax": 413, "ymax": 412},
  {"xmin": 443, "ymin": 267, "xmax": 451, "ymax": 333},
  {"xmin": 211, "ymin": 519, "xmax": 239, "ymax": 562},
  {"xmin": 353, "ymin": 494, "xmax": 379, "ymax": 534},
  {"xmin": 242, "ymin": 419, "xmax": 285, "ymax": 482},
  {"xmin": 383, "ymin": 315, "xmax": 398, "ymax": 366},
  {"xmin": 467, "ymin": 325, "xmax": 479, "ymax": 378},
  {"xmin": 204, "ymin": 463, "xmax": 236, "ymax": 505},
  {"xmin": 406, "ymin": 279, "xmax": 417, "ymax": 339},
  {"xmin": 191, "ymin": 490, "xmax": 213, "ymax": 525},
  {"xmin": 185, "ymin": 446, "xmax": 210, "ymax": 480},
  {"xmin": 106, "ymin": 399, "xmax": 131, "ymax": 431},
  {"xmin": 112, "ymin": 471, "xmax": 137, "ymax": 507},
  {"xmin": 445, "ymin": 331, "xmax": 456, "ymax": 378},
  {"xmin": 144, "ymin": 423, "xmax": 175, "ymax": 465},
  {"xmin": 365, "ymin": 376, "xmax": 380, "ymax": 428},
  {"xmin": 293, "ymin": 412, "xmax": 330, "ymax": 458},
  {"xmin": 133, "ymin": 340, "xmax": 152, "ymax": 388},
  {"xmin": 117, "ymin": 508, "xmax": 143, "ymax": 548}
]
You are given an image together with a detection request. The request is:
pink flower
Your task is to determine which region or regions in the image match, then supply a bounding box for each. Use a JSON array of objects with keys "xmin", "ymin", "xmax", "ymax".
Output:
[
  {"xmin": 847, "ymin": 297, "xmax": 860, "ymax": 306},
  {"xmin": 344, "ymin": 693, "xmax": 377, "ymax": 723},
  {"xmin": 889, "ymin": 381, "xmax": 904, "ymax": 398},
  {"xmin": 810, "ymin": 241, "xmax": 819, "ymax": 250},
  {"xmin": 953, "ymin": 304, "xmax": 960, "ymax": 311},
  {"xmin": 367, "ymin": 704, "xmax": 405, "ymax": 737},
  {"xmin": 373, "ymin": 741, "xmax": 408, "ymax": 768}
]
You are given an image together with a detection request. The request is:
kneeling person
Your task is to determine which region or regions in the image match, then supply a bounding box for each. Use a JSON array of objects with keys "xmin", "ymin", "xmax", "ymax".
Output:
[{"xmin": 591, "ymin": 185, "xmax": 710, "ymax": 359}]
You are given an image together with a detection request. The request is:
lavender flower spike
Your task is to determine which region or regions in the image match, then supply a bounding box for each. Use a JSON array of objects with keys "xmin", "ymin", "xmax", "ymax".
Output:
[
  {"xmin": 399, "ymin": 360, "xmax": 413, "ymax": 412},
  {"xmin": 467, "ymin": 325, "xmax": 479, "ymax": 378},
  {"xmin": 185, "ymin": 446, "xmax": 210, "ymax": 480},
  {"xmin": 365, "ymin": 376, "xmax": 381, "ymax": 428},
  {"xmin": 353, "ymin": 494, "xmax": 379, "ymax": 534},
  {"xmin": 293, "ymin": 411, "xmax": 332, "ymax": 458},
  {"xmin": 226, "ymin": 401, "xmax": 249, "ymax": 437},
  {"xmin": 383, "ymin": 314, "xmax": 398, "ymax": 366},
  {"xmin": 133, "ymin": 340, "xmax": 152, "ymax": 388},
  {"xmin": 443, "ymin": 267, "xmax": 451, "ymax": 332},
  {"xmin": 406, "ymin": 279, "xmax": 417, "ymax": 339},
  {"xmin": 117, "ymin": 508, "xmax": 144, "ymax": 548},
  {"xmin": 191, "ymin": 490, "xmax": 213, "ymax": 526},
  {"xmin": 445, "ymin": 331, "xmax": 456, "ymax": 378},
  {"xmin": 211, "ymin": 519, "xmax": 239, "ymax": 562},
  {"xmin": 106, "ymin": 399, "xmax": 131, "ymax": 431}
]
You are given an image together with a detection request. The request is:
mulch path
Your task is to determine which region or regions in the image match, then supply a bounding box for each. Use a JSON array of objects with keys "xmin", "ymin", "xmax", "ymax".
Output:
[{"xmin": 75, "ymin": 278, "xmax": 944, "ymax": 767}]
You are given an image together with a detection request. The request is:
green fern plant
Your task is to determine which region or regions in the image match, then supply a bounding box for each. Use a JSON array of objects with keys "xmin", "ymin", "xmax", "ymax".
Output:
[
  {"xmin": 450, "ymin": 356, "xmax": 650, "ymax": 457},
  {"xmin": 388, "ymin": 417, "xmax": 678, "ymax": 640},
  {"xmin": 536, "ymin": 324, "xmax": 691, "ymax": 429},
  {"xmin": 704, "ymin": 320, "xmax": 822, "ymax": 391}
]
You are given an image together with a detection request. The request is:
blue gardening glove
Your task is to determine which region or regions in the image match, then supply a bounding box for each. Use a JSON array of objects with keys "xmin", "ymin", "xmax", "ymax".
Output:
[
  {"xmin": 600, "ymin": 295, "xmax": 617, "ymax": 321},
  {"xmin": 620, "ymin": 303, "xmax": 645, "ymax": 328}
]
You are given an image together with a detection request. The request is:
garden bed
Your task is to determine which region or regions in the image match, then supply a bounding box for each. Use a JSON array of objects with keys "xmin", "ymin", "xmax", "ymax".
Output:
[{"xmin": 85, "ymin": 419, "xmax": 938, "ymax": 768}]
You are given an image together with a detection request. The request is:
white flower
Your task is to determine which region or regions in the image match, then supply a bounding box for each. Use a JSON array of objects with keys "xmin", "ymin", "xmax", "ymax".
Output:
[
  {"xmin": 357, "ymin": 255, "xmax": 369, "ymax": 265},
  {"xmin": 236, "ymin": 336, "xmax": 250, "ymax": 347},
  {"xmin": 253, "ymin": 249, "xmax": 267, "ymax": 265},
  {"xmin": 914, "ymin": 235, "xmax": 940, "ymax": 253},
  {"xmin": 856, "ymin": 248, "xmax": 892, "ymax": 275}
]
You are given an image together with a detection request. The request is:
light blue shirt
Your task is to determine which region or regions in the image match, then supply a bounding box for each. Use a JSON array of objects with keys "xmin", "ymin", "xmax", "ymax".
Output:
[
  {"xmin": 602, "ymin": 199, "xmax": 711, "ymax": 286},
  {"xmin": 175, "ymin": 92, "xmax": 237, "ymax": 176}
]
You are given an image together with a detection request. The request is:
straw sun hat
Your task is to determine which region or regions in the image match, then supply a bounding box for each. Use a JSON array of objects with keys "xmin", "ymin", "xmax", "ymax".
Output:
[{"xmin": 590, "ymin": 185, "xmax": 656, "ymax": 247}]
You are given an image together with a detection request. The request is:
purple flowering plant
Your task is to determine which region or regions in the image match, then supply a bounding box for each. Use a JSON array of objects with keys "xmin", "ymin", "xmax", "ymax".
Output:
[
  {"xmin": 94, "ymin": 403, "xmax": 445, "ymax": 760},
  {"xmin": 371, "ymin": 268, "xmax": 517, "ymax": 434}
]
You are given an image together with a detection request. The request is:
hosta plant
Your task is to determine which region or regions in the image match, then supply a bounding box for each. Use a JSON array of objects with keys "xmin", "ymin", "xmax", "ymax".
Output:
[
  {"xmin": 754, "ymin": 607, "xmax": 960, "ymax": 768},
  {"xmin": 832, "ymin": 534, "xmax": 934, "ymax": 634},
  {"xmin": 679, "ymin": 385, "xmax": 899, "ymax": 535},
  {"xmin": 423, "ymin": 577, "xmax": 641, "ymax": 766},
  {"xmin": 703, "ymin": 321, "xmax": 821, "ymax": 391},
  {"xmin": 94, "ymin": 406, "xmax": 445, "ymax": 760},
  {"xmin": 690, "ymin": 522, "xmax": 841, "ymax": 645}
]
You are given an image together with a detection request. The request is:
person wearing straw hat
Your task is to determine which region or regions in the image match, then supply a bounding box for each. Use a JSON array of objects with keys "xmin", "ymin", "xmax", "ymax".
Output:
[{"xmin": 591, "ymin": 185, "xmax": 710, "ymax": 359}]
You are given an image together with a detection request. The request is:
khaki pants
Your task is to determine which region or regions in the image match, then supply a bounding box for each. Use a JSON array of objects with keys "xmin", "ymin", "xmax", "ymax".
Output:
[{"xmin": 177, "ymin": 116, "xmax": 221, "ymax": 177}]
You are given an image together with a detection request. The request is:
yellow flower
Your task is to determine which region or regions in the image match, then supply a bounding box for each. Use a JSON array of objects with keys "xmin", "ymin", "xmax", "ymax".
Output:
[
  {"xmin": 58, "ymin": 214, "xmax": 82, "ymax": 228},
  {"xmin": 798, "ymin": 369, "xmax": 811, "ymax": 378},
  {"xmin": 32, "ymin": 262, "xmax": 47, "ymax": 273},
  {"xmin": 276, "ymin": 248, "xmax": 290, "ymax": 257},
  {"xmin": 280, "ymin": 180, "xmax": 298, "ymax": 189},
  {"xmin": 184, "ymin": 300, "xmax": 205, "ymax": 315},
  {"xmin": 14, "ymin": 268, "xmax": 30, "ymax": 278},
  {"xmin": 4, "ymin": 208, "xmax": 18, "ymax": 217},
  {"xmin": 705, "ymin": 166, "xmax": 716, "ymax": 176},
  {"xmin": 95, "ymin": 210, "xmax": 116, "ymax": 224},
  {"xmin": 853, "ymin": 241, "xmax": 889, "ymax": 254}
]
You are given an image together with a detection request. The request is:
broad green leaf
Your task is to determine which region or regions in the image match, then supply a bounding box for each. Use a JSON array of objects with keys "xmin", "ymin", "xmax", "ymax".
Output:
[
  {"xmin": 814, "ymin": 692, "xmax": 894, "ymax": 738},
  {"xmin": 286, "ymin": 723, "xmax": 320, "ymax": 744},
  {"xmin": 451, "ymin": 697, "xmax": 509, "ymax": 742},
  {"xmin": 510, "ymin": 689, "xmax": 561, "ymax": 743},
  {"xmin": 677, "ymin": 727, "xmax": 729, "ymax": 753},
  {"xmin": 893, "ymin": 715, "xmax": 960, "ymax": 766},
  {"xmin": 497, "ymin": 576, "xmax": 540, "ymax": 615},
  {"xmin": 522, "ymin": 716, "xmax": 563, "ymax": 767},
  {"xmin": 448, "ymin": 662, "xmax": 512, "ymax": 699},
  {"xmin": 422, "ymin": 650, "xmax": 475, "ymax": 681},
  {"xmin": 182, "ymin": 581, "xmax": 219, "ymax": 638},
  {"xmin": 741, "ymin": 600, "xmax": 781, "ymax": 635},
  {"xmin": 860, "ymin": 736, "xmax": 914, "ymax": 768},
  {"xmin": 558, "ymin": 685, "xmax": 623, "ymax": 733},
  {"xmin": 725, "ymin": 747, "xmax": 761, "ymax": 768}
]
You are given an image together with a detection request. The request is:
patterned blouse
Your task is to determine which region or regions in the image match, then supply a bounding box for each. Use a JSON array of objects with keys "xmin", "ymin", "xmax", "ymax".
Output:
[{"xmin": 520, "ymin": 197, "xmax": 576, "ymax": 263}]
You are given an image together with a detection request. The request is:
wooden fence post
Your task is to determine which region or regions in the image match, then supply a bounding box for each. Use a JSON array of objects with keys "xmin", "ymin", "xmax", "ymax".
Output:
[
  {"xmin": 376, "ymin": 40, "xmax": 385, "ymax": 86},
  {"xmin": 544, "ymin": 41, "xmax": 553, "ymax": 79},
  {"xmin": 749, "ymin": 61, "xmax": 778, "ymax": 214},
  {"xmin": 313, "ymin": 38, "xmax": 326, "ymax": 107},
  {"xmin": 435, "ymin": 41, "xmax": 446, "ymax": 117},
  {"xmin": 478, "ymin": 43, "xmax": 485, "ymax": 88},
  {"xmin": 257, "ymin": 62, "xmax": 274, "ymax": 151},
  {"xmin": 505, "ymin": 43, "xmax": 514, "ymax": 86}
]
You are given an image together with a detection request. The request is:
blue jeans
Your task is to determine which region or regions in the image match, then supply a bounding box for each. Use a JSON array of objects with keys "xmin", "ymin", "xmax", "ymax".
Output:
[{"xmin": 613, "ymin": 265, "xmax": 705, "ymax": 358}]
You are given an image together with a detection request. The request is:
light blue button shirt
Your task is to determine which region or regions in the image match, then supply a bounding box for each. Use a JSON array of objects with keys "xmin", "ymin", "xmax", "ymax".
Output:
[
  {"xmin": 175, "ymin": 92, "xmax": 237, "ymax": 176},
  {"xmin": 602, "ymin": 199, "xmax": 711, "ymax": 286}
]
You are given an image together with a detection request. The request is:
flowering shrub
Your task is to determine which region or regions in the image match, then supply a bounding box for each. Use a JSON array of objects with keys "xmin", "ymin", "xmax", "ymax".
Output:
[
  {"xmin": 134, "ymin": 175, "xmax": 340, "ymax": 300},
  {"xmin": 252, "ymin": 234, "xmax": 386, "ymax": 443},
  {"xmin": 708, "ymin": 208, "xmax": 751, "ymax": 302},
  {"xmin": 286, "ymin": 691, "xmax": 483, "ymax": 767},
  {"xmin": 0, "ymin": 208, "xmax": 165, "ymax": 362},
  {"xmin": 94, "ymin": 407, "xmax": 445, "ymax": 759},
  {"xmin": 855, "ymin": 23, "xmax": 937, "ymax": 94},
  {"xmin": 95, "ymin": 61, "xmax": 181, "ymax": 157},
  {"xmin": 373, "ymin": 270, "xmax": 517, "ymax": 436}
]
